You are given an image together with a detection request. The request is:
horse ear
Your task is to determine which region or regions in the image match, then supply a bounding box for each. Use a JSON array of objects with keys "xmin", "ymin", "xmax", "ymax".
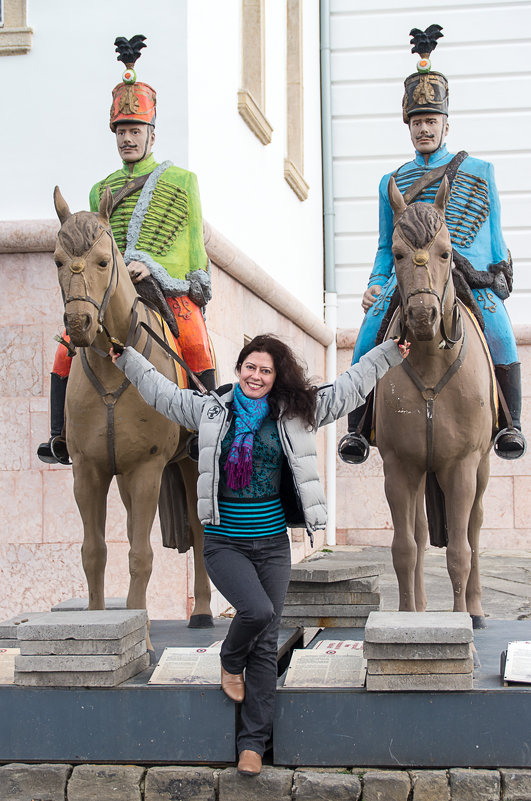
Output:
[
  {"xmin": 98, "ymin": 186, "xmax": 114, "ymax": 224},
  {"xmin": 54, "ymin": 186, "xmax": 71, "ymax": 224},
  {"xmin": 388, "ymin": 176, "xmax": 407, "ymax": 220},
  {"xmin": 434, "ymin": 175, "xmax": 450, "ymax": 214}
]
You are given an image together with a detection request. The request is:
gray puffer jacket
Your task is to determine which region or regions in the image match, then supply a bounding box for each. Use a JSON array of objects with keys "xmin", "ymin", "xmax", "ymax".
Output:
[{"xmin": 116, "ymin": 339, "xmax": 402, "ymax": 533}]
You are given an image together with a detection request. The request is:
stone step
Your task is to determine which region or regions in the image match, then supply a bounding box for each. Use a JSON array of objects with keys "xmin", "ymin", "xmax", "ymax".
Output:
[
  {"xmin": 15, "ymin": 639, "xmax": 147, "ymax": 672},
  {"xmin": 51, "ymin": 597, "xmax": 127, "ymax": 612},
  {"xmin": 366, "ymin": 672, "xmax": 473, "ymax": 691},
  {"xmin": 281, "ymin": 616, "xmax": 369, "ymax": 628},
  {"xmin": 290, "ymin": 561, "xmax": 383, "ymax": 584},
  {"xmin": 367, "ymin": 656, "xmax": 474, "ymax": 675},
  {"xmin": 282, "ymin": 604, "xmax": 379, "ymax": 616},
  {"xmin": 284, "ymin": 591, "xmax": 380, "ymax": 605},
  {"xmin": 364, "ymin": 641, "xmax": 473, "ymax": 660},
  {"xmin": 15, "ymin": 610, "xmax": 148, "ymax": 641},
  {"xmin": 364, "ymin": 611, "xmax": 474, "ymax": 644},
  {"xmin": 286, "ymin": 575, "xmax": 379, "ymax": 592},
  {"xmin": 19, "ymin": 627, "xmax": 146, "ymax": 656},
  {"xmin": 14, "ymin": 651, "xmax": 150, "ymax": 687}
]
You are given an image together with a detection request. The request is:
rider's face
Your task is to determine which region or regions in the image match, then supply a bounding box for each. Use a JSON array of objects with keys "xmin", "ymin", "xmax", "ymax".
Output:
[
  {"xmin": 409, "ymin": 114, "xmax": 449, "ymax": 155},
  {"xmin": 115, "ymin": 123, "xmax": 155, "ymax": 163}
]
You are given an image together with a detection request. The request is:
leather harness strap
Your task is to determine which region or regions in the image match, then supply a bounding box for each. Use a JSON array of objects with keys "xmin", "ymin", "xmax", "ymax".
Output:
[
  {"xmin": 401, "ymin": 326, "xmax": 469, "ymax": 472},
  {"xmin": 398, "ymin": 150, "xmax": 468, "ymax": 206},
  {"xmin": 110, "ymin": 172, "xmax": 153, "ymax": 214}
]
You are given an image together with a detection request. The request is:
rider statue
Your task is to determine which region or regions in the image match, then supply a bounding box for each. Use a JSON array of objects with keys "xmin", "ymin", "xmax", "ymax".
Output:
[
  {"xmin": 38, "ymin": 35, "xmax": 215, "ymax": 465},
  {"xmin": 338, "ymin": 25, "xmax": 527, "ymax": 464}
]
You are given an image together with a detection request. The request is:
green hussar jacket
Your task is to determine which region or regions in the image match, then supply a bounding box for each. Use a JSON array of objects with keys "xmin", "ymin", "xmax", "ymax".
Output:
[{"xmin": 89, "ymin": 154, "xmax": 211, "ymax": 303}]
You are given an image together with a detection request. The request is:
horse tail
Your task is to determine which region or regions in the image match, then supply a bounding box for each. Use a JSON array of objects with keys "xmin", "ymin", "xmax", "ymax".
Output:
[{"xmin": 425, "ymin": 472, "xmax": 448, "ymax": 548}]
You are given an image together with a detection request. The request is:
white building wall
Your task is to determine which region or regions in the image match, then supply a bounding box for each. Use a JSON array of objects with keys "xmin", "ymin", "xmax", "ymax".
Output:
[
  {"xmin": 329, "ymin": 0, "xmax": 531, "ymax": 329},
  {"xmin": 1, "ymin": 0, "xmax": 189, "ymax": 219},
  {"xmin": 187, "ymin": 0, "xmax": 324, "ymax": 318}
]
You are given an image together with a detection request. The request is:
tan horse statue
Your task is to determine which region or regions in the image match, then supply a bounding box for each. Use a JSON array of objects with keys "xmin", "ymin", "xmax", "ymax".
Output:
[
  {"xmin": 52, "ymin": 186, "xmax": 213, "ymax": 648},
  {"xmin": 375, "ymin": 177, "xmax": 496, "ymax": 629}
]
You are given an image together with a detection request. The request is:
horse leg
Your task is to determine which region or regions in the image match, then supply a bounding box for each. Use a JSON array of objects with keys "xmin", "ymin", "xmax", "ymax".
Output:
[
  {"xmin": 437, "ymin": 460, "xmax": 479, "ymax": 614},
  {"xmin": 179, "ymin": 458, "xmax": 213, "ymax": 628},
  {"xmin": 384, "ymin": 458, "xmax": 420, "ymax": 611},
  {"xmin": 413, "ymin": 475, "xmax": 428, "ymax": 612},
  {"xmin": 73, "ymin": 463, "xmax": 112, "ymax": 609},
  {"xmin": 466, "ymin": 454, "xmax": 490, "ymax": 628},
  {"xmin": 116, "ymin": 464, "xmax": 164, "ymax": 652}
]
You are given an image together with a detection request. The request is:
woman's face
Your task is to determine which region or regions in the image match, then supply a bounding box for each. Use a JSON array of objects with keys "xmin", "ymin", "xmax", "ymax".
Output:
[{"xmin": 237, "ymin": 350, "xmax": 276, "ymax": 399}]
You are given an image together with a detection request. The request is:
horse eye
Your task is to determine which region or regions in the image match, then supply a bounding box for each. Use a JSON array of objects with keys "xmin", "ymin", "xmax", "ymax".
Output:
[
  {"xmin": 99, "ymin": 260, "xmax": 108, "ymax": 267},
  {"xmin": 441, "ymin": 252, "xmax": 450, "ymax": 259},
  {"xmin": 55, "ymin": 260, "xmax": 63, "ymax": 268},
  {"xmin": 395, "ymin": 253, "xmax": 404, "ymax": 261}
]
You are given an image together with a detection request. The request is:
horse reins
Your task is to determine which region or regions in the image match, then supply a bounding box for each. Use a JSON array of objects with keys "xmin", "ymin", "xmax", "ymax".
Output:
[{"xmin": 60, "ymin": 228, "xmax": 206, "ymax": 474}]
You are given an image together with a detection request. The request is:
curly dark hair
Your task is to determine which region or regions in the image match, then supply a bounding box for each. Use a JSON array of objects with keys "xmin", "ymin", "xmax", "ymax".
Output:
[{"xmin": 236, "ymin": 334, "xmax": 318, "ymax": 428}]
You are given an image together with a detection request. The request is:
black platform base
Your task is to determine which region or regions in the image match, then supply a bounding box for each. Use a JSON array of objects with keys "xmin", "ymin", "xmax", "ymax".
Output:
[
  {"xmin": 1, "ymin": 620, "xmax": 301, "ymax": 765},
  {"xmin": 273, "ymin": 620, "xmax": 531, "ymax": 768}
]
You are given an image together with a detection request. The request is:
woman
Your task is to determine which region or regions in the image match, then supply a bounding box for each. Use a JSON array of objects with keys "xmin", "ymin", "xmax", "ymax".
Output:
[{"xmin": 111, "ymin": 333, "xmax": 409, "ymax": 775}]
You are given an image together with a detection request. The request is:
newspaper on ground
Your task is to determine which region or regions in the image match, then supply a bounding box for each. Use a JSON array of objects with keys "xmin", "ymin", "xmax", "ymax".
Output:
[
  {"xmin": 0, "ymin": 648, "xmax": 19, "ymax": 685},
  {"xmin": 283, "ymin": 646, "xmax": 366, "ymax": 688},
  {"xmin": 503, "ymin": 641, "xmax": 531, "ymax": 684},
  {"xmin": 149, "ymin": 643, "xmax": 222, "ymax": 685}
]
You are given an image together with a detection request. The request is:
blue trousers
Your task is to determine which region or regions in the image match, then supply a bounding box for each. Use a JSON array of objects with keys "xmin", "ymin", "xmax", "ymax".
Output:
[{"xmin": 203, "ymin": 532, "xmax": 291, "ymax": 756}]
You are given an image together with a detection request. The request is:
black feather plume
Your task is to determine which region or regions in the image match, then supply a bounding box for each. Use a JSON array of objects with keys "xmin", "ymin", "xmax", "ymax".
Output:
[
  {"xmin": 114, "ymin": 35, "xmax": 147, "ymax": 67},
  {"xmin": 409, "ymin": 24, "xmax": 443, "ymax": 56}
]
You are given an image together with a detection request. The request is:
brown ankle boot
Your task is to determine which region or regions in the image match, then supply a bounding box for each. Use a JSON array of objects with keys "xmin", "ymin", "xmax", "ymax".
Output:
[
  {"xmin": 238, "ymin": 750, "xmax": 262, "ymax": 775},
  {"xmin": 221, "ymin": 665, "xmax": 245, "ymax": 702}
]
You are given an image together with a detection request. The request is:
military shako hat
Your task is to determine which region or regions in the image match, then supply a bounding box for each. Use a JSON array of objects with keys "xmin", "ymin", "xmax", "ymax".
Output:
[
  {"xmin": 110, "ymin": 34, "xmax": 157, "ymax": 131},
  {"xmin": 402, "ymin": 24, "xmax": 449, "ymax": 123}
]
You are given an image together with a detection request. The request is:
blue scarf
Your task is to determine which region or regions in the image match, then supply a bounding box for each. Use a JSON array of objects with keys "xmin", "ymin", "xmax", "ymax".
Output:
[{"xmin": 225, "ymin": 384, "xmax": 270, "ymax": 489}]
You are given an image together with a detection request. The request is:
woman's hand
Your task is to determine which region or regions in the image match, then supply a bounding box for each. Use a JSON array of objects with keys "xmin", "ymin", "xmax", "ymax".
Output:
[
  {"xmin": 394, "ymin": 338, "xmax": 410, "ymax": 359},
  {"xmin": 109, "ymin": 345, "xmax": 123, "ymax": 364}
]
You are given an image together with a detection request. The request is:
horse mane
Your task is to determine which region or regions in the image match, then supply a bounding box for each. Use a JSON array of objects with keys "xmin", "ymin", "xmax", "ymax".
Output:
[
  {"xmin": 58, "ymin": 212, "xmax": 103, "ymax": 256},
  {"xmin": 397, "ymin": 203, "xmax": 443, "ymax": 248}
]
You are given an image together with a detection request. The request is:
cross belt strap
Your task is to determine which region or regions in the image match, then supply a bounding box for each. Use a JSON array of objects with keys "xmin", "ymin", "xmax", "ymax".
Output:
[
  {"xmin": 398, "ymin": 150, "xmax": 468, "ymax": 206},
  {"xmin": 110, "ymin": 172, "xmax": 153, "ymax": 215}
]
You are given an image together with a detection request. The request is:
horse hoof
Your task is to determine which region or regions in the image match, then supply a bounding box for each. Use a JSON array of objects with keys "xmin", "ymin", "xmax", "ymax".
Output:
[
  {"xmin": 471, "ymin": 614, "xmax": 487, "ymax": 630},
  {"xmin": 188, "ymin": 614, "xmax": 215, "ymax": 629}
]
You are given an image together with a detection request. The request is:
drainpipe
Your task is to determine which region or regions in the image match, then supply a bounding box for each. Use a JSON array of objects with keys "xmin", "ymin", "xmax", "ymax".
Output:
[{"xmin": 320, "ymin": 0, "xmax": 337, "ymax": 546}]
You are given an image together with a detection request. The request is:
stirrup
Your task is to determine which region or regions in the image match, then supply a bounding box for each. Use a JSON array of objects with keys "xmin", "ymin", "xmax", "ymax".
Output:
[
  {"xmin": 493, "ymin": 427, "xmax": 527, "ymax": 460},
  {"xmin": 50, "ymin": 435, "xmax": 71, "ymax": 465},
  {"xmin": 338, "ymin": 432, "xmax": 370, "ymax": 465}
]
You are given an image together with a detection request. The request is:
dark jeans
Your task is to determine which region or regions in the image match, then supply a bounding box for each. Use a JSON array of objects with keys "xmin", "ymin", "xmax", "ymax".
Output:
[{"xmin": 203, "ymin": 532, "xmax": 291, "ymax": 756}]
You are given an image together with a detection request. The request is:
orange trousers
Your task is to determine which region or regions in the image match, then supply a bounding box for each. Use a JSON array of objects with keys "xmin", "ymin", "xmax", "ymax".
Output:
[{"xmin": 52, "ymin": 295, "xmax": 214, "ymax": 378}]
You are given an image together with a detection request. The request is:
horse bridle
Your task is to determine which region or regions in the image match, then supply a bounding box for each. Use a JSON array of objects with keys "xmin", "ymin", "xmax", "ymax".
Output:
[
  {"xmin": 394, "ymin": 211, "xmax": 462, "ymax": 349},
  {"xmin": 61, "ymin": 226, "xmax": 119, "ymax": 337}
]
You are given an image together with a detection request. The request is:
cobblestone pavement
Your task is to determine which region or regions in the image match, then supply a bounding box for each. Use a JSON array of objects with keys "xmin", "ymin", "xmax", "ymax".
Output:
[{"xmin": 1, "ymin": 763, "xmax": 531, "ymax": 801}]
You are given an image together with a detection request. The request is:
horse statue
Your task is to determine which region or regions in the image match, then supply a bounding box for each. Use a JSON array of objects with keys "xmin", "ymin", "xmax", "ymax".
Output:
[
  {"xmin": 374, "ymin": 176, "xmax": 496, "ymax": 628},
  {"xmin": 52, "ymin": 186, "xmax": 213, "ymax": 648}
]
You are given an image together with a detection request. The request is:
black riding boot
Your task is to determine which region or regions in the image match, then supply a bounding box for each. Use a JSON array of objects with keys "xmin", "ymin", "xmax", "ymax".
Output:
[
  {"xmin": 337, "ymin": 403, "xmax": 370, "ymax": 464},
  {"xmin": 37, "ymin": 373, "xmax": 71, "ymax": 465},
  {"xmin": 494, "ymin": 362, "xmax": 527, "ymax": 459}
]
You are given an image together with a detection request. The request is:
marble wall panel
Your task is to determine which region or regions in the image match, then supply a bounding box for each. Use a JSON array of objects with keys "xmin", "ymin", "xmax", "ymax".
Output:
[
  {"xmin": 337, "ymin": 474, "xmax": 393, "ymax": 531},
  {"xmin": 0, "ymin": 325, "xmax": 43, "ymax": 397},
  {"xmin": 0, "ymin": 398, "xmax": 30, "ymax": 471},
  {"xmin": 0, "ymin": 252, "xmax": 62, "ymax": 327},
  {"xmin": 336, "ymin": 527, "xmax": 393, "ymax": 547},
  {"xmin": 482, "ymin": 476, "xmax": 514, "ymax": 529},
  {"xmin": 0, "ymin": 470, "xmax": 43, "ymax": 546},
  {"xmin": 514, "ymin": 477, "xmax": 531, "ymax": 528}
]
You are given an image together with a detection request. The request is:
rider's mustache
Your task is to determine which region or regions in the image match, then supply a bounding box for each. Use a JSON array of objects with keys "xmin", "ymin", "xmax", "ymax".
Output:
[{"xmin": 416, "ymin": 132, "xmax": 434, "ymax": 140}]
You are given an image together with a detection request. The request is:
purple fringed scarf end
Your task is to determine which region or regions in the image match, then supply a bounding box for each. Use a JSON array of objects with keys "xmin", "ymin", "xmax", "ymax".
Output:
[{"xmin": 225, "ymin": 443, "xmax": 253, "ymax": 489}]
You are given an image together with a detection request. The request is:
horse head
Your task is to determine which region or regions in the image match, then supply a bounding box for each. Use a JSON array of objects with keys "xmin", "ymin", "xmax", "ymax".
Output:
[
  {"xmin": 389, "ymin": 176, "xmax": 454, "ymax": 343},
  {"xmin": 53, "ymin": 186, "xmax": 122, "ymax": 347}
]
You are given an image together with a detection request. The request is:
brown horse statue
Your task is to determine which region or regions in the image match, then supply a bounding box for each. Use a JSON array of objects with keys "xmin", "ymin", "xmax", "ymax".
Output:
[
  {"xmin": 52, "ymin": 186, "xmax": 213, "ymax": 648},
  {"xmin": 374, "ymin": 176, "xmax": 496, "ymax": 629}
]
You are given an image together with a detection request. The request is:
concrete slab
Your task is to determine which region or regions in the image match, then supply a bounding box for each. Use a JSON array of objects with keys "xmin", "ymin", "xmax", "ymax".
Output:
[
  {"xmin": 0, "ymin": 763, "xmax": 71, "ymax": 801},
  {"xmin": 67, "ymin": 764, "xmax": 145, "ymax": 801},
  {"xmin": 15, "ymin": 639, "xmax": 146, "ymax": 672},
  {"xmin": 283, "ymin": 604, "xmax": 379, "ymax": 617},
  {"xmin": 364, "ymin": 612, "xmax": 473, "ymax": 644},
  {"xmin": 18, "ymin": 627, "xmax": 146, "ymax": 655},
  {"xmin": 367, "ymin": 657, "xmax": 474, "ymax": 675},
  {"xmin": 290, "ymin": 561, "xmax": 384, "ymax": 584},
  {"xmin": 286, "ymin": 576, "xmax": 379, "ymax": 593},
  {"xmin": 284, "ymin": 591, "xmax": 380, "ymax": 605},
  {"xmin": 16, "ymin": 610, "xmax": 148, "ymax": 640},
  {"xmin": 0, "ymin": 612, "xmax": 49, "ymax": 639},
  {"xmin": 363, "ymin": 642, "xmax": 473, "ymax": 660},
  {"xmin": 365, "ymin": 673, "xmax": 473, "ymax": 691},
  {"xmin": 14, "ymin": 651, "xmax": 150, "ymax": 687},
  {"xmin": 281, "ymin": 616, "xmax": 369, "ymax": 627},
  {"xmin": 51, "ymin": 597, "xmax": 127, "ymax": 612}
]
